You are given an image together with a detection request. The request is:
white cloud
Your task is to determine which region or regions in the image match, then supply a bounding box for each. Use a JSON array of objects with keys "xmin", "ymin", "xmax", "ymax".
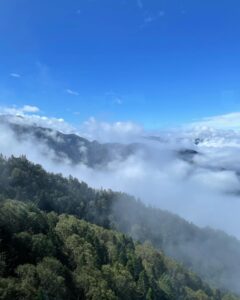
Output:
[
  {"xmin": 66, "ymin": 89, "xmax": 80, "ymax": 96},
  {"xmin": 0, "ymin": 105, "xmax": 144, "ymax": 141},
  {"xmin": 0, "ymin": 105, "xmax": 39, "ymax": 115},
  {"xmin": 10, "ymin": 114, "xmax": 73, "ymax": 133},
  {"xmin": 22, "ymin": 105, "xmax": 40, "ymax": 113},
  {"xmin": 0, "ymin": 105, "xmax": 74, "ymax": 133},
  {"xmin": 177, "ymin": 112, "xmax": 240, "ymax": 149},
  {"xmin": 80, "ymin": 117, "xmax": 144, "ymax": 142},
  {"xmin": 190, "ymin": 112, "xmax": 240, "ymax": 130},
  {"xmin": 10, "ymin": 73, "xmax": 21, "ymax": 78}
]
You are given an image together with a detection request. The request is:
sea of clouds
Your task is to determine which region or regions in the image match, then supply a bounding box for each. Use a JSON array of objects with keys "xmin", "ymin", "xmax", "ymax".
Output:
[{"xmin": 1, "ymin": 106, "xmax": 240, "ymax": 238}]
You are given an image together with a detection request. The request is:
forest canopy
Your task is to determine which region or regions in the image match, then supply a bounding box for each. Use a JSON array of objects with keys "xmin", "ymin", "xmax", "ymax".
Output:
[{"xmin": 0, "ymin": 155, "xmax": 240, "ymax": 299}]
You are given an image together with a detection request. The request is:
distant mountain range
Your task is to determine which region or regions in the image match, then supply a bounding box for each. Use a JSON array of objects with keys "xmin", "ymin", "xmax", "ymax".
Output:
[{"xmin": 0, "ymin": 114, "xmax": 199, "ymax": 167}]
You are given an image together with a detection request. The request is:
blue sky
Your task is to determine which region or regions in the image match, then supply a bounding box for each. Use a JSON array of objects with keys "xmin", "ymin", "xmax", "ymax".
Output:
[{"xmin": 0, "ymin": 0, "xmax": 240, "ymax": 129}]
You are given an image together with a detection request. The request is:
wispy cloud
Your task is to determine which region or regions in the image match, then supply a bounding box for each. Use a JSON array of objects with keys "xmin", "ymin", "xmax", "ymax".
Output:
[
  {"xmin": 158, "ymin": 10, "xmax": 165, "ymax": 17},
  {"xmin": 137, "ymin": 0, "xmax": 143, "ymax": 9},
  {"xmin": 10, "ymin": 73, "xmax": 21, "ymax": 78},
  {"xmin": 22, "ymin": 105, "xmax": 40, "ymax": 113},
  {"xmin": 142, "ymin": 10, "xmax": 165, "ymax": 27},
  {"xmin": 105, "ymin": 91, "xmax": 123, "ymax": 105},
  {"xmin": 113, "ymin": 98, "xmax": 123, "ymax": 105},
  {"xmin": 66, "ymin": 89, "xmax": 80, "ymax": 96},
  {"xmin": 144, "ymin": 16, "xmax": 155, "ymax": 24},
  {"xmin": 189, "ymin": 112, "xmax": 240, "ymax": 130},
  {"xmin": 0, "ymin": 105, "xmax": 40, "ymax": 115}
]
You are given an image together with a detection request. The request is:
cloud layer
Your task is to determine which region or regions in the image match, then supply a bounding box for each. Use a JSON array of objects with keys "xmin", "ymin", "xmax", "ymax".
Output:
[{"xmin": 1, "ymin": 106, "xmax": 240, "ymax": 239}]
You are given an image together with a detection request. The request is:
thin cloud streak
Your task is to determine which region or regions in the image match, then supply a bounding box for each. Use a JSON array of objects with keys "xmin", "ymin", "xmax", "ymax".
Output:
[
  {"xmin": 189, "ymin": 112, "xmax": 240, "ymax": 130},
  {"xmin": 137, "ymin": 0, "xmax": 143, "ymax": 9},
  {"xmin": 66, "ymin": 89, "xmax": 80, "ymax": 96},
  {"xmin": 10, "ymin": 73, "xmax": 21, "ymax": 78}
]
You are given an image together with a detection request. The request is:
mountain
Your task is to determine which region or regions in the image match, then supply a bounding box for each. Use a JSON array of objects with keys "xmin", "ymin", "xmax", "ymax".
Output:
[
  {"xmin": 1, "ymin": 156, "xmax": 240, "ymax": 295},
  {"xmin": 0, "ymin": 115, "xmax": 199, "ymax": 167},
  {"xmin": 0, "ymin": 115, "xmax": 142, "ymax": 167}
]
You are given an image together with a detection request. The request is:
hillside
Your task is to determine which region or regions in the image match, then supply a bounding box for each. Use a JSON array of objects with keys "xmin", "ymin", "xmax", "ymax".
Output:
[
  {"xmin": 0, "ymin": 156, "xmax": 240, "ymax": 294},
  {"xmin": 2, "ymin": 199, "xmax": 237, "ymax": 300}
]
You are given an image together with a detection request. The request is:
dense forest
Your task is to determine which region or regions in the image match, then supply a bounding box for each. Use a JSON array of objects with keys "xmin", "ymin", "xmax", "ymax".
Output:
[
  {"xmin": 0, "ymin": 155, "xmax": 240, "ymax": 299},
  {"xmin": 2, "ymin": 199, "xmax": 237, "ymax": 300}
]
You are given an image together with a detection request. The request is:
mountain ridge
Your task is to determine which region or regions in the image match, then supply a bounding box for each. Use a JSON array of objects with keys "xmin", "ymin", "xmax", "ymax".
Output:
[{"xmin": 0, "ymin": 114, "xmax": 200, "ymax": 167}]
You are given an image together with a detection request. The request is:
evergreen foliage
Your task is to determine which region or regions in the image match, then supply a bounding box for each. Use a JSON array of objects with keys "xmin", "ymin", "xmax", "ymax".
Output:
[
  {"xmin": 1, "ymin": 155, "xmax": 240, "ymax": 297},
  {"xmin": 0, "ymin": 199, "xmax": 238, "ymax": 300}
]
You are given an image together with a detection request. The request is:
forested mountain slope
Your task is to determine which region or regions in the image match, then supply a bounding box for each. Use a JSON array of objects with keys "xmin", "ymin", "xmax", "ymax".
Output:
[
  {"xmin": 0, "ymin": 156, "xmax": 240, "ymax": 294},
  {"xmin": 2, "ymin": 199, "xmax": 237, "ymax": 300}
]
